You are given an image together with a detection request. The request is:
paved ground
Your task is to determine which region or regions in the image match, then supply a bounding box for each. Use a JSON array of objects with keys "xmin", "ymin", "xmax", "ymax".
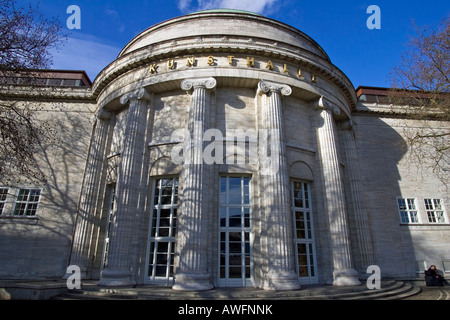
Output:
[
  {"xmin": 2, "ymin": 279, "xmax": 449, "ymax": 300},
  {"xmin": 403, "ymin": 285, "xmax": 450, "ymax": 300}
]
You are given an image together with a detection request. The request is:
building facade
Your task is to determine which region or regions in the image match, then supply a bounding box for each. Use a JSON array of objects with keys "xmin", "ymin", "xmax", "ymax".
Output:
[{"xmin": 0, "ymin": 10, "xmax": 449, "ymax": 291}]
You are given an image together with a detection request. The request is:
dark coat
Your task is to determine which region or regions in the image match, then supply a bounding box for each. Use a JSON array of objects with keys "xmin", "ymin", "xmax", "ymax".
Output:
[{"xmin": 425, "ymin": 268, "xmax": 444, "ymax": 286}]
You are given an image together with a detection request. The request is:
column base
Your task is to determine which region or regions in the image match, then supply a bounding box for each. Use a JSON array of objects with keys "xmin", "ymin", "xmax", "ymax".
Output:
[
  {"xmin": 98, "ymin": 268, "xmax": 136, "ymax": 287},
  {"xmin": 332, "ymin": 269, "xmax": 361, "ymax": 286},
  {"xmin": 263, "ymin": 271, "xmax": 301, "ymax": 291},
  {"xmin": 172, "ymin": 273, "xmax": 213, "ymax": 291}
]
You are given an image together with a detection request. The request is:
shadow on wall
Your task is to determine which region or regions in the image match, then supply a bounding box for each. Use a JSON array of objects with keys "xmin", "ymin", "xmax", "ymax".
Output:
[
  {"xmin": 0, "ymin": 105, "xmax": 92, "ymax": 279},
  {"xmin": 352, "ymin": 114, "xmax": 415, "ymax": 278}
]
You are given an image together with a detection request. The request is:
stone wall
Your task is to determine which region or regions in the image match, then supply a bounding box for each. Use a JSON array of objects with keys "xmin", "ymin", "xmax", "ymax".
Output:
[
  {"xmin": 0, "ymin": 100, "xmax": 95, "ymax": 279},
  {"xmin": 353, "ymin": 110, "xmax": 450, "ymax": 278}
]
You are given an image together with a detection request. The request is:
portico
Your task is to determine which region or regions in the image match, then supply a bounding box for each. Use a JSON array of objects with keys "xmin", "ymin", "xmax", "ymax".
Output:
[{"xmin": 66, "ymin": 9, "xmax": 368, "ymax": 290}]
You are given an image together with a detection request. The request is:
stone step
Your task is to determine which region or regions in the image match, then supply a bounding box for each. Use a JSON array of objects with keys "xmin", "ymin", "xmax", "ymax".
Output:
[{"xmin": 52, "ymin": 280, "xmax": 421, "ymax": 300}]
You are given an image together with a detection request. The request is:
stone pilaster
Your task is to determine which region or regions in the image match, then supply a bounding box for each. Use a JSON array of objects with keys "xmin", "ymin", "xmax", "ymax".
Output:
[
  {"xmin": 340, "ymin": 120, "xmax": 374, "ymax": 270},
  {"xmin": 173, "ymin": 77, "xmax": 216, "ymax": 291},
  {"xmin": 99, "ymin": 88, "xmax": 151, "ymax": 286},
  {"xmin": 315, "ymin": 96, "xmax": 360, "ymax": 286},
  {"xmin": 67, "ymin": 108, "xmax": 112, "ymax": 279},
  {"xmin": 258, "ymin": 80, "xmax": 300, "ymax": 291}
]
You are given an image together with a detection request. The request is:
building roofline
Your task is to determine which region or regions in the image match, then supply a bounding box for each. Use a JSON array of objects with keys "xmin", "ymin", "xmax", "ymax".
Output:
[{"xmin": 0, "ymin": 69, "xmax": 92, "ymax": 87}]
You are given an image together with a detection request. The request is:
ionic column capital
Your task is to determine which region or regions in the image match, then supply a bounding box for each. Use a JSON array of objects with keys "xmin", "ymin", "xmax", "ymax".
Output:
[
  {"xmin": 258, "ymin": 80, "xmax": 292, "ymax": 96},
  {"xmin": 120, "ymin": 87, "xmax": 151, "ymax": 105},
  {"xmin": 181, "ymin": 77, "xmax": 217, "ymax": 91},
  {"xmin": 315, "ymin": 96, "xmax": 341, "ymax": 116}
]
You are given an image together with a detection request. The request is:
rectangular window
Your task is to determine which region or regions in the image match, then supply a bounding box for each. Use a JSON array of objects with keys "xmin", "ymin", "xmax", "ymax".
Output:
[
  {"xmin": 397, "ymin": 198, "xmax": 419, "ymax": 224},
  {"xmin": 13, "ymin": 188, "xmax": 41, "ymax": 216},
  {"xmin": 145, "ymin": 177, "xmax": 178, "ymax": 285},
  {"xmin": 219, "ymin": 176, "xmax": 252, "ymax": 287},
  {"xmin": 0, "ymin": 188, "xmax": 8, "ymax": 215},
  {"xmin": 101, "ymin": 184, "xmax": 116, "ymax": 270},
  {"xmin": 424, "ymin": 199, "xmax": 447, "ymax": 223},
  {"xmin": 291, "ymin": 181, "xmax": 317, "ymax": 284}
]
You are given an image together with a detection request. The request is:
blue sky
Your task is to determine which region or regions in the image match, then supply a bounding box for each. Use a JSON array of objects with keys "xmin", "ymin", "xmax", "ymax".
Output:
[{"xmin": 19, "ymin": 0, "xmax": 449, "ymax": 88}]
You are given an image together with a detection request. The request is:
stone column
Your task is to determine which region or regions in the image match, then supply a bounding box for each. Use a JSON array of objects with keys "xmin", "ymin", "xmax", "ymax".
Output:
[
  {"xmin": 173, "ymin": 77, "xmax": 217, "ymax": 291},
  {"xmin": 315, "ymin": 96, "xmax": 360, "ymax": 286},
  {"xmin": 340, "ymin": 120, "xmax": 374, "ymax": 270},
  {"xmin": 99, "ymin": 88, "xmax": 151, "ymax": 286},
  {"xmin": 67, "ymin": 108, "xmax": 112, "ymax": 279},
  {"xmin": 258, "ymin": 80, "xmax": 300, "ymax": 291}
]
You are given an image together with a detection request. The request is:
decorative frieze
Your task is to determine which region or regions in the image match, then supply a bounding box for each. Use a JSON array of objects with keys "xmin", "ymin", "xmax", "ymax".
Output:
[{"xmin": 144, "ymin": 55, "xmax": 317, "ymax": 84}]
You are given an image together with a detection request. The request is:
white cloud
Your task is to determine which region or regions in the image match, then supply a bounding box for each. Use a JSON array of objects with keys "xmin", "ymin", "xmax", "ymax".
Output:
[
  {"xmin": 49, "ymin": 34, "xmax": 122, "ymax": 81},
  {"xmin": 178, "ymin": 0, "xmax": 276, "ymax": 14}
]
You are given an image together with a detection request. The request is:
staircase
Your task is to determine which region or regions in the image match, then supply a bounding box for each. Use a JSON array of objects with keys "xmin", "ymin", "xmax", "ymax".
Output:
[{"xmin": 52, "ymin": 280, "xmax": 421, "ymax": 300}]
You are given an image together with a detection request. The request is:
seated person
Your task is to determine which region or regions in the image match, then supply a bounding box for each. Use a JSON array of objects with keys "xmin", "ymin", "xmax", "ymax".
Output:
[{"xmin": 424, "ymin": 265, "xmax": 444, "ymax": 287}]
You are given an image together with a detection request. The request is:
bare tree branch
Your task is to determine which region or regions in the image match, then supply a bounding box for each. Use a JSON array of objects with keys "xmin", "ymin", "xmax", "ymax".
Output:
[
  {"xmin": 0, "ymin": 0, "xmax": 66, "ymax": 184},
  {"xmin": 389, "ymin": 17, "xmax": 450, "ymax": 187}
]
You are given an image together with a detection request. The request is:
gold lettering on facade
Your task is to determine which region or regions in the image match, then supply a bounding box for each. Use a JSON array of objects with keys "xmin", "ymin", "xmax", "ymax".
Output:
[
  {"xmin": 247, "ymin": 57, "xmax": 255, "ymax": 67},
  {"xmin": 186, "ymin": 57, "xmax": 195, "ymax": 67},
  {"xmin": 149, "ymin": 63, "xmax": 157, "ymax": 74},
  {"xmin": 153, "ymin": 55, "xmax": 314, "ymax": 85}
]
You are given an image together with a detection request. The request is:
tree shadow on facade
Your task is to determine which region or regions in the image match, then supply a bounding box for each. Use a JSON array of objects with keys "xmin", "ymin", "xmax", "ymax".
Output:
[
  {"xmin": 0, "ymin": 104, "xmax": 92, "ymax": 279},
  {"xmin": 350, "ymin": 114, "xmax": 417, "ymax": 279}
]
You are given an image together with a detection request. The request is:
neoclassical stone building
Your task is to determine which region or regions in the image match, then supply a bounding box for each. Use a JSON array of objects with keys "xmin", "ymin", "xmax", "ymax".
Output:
[{"xmin": 0, "ymin": 10, "xmax": 449, "ymax": 291}]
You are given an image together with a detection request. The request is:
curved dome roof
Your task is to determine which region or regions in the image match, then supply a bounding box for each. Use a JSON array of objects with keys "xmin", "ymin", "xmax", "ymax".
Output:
[
  {"xmin": 189, "ymin": 8, "xmax": 262, "ymax": 16},
  {"xmin": 119, "ymin": 9, "xmax": 330, "ymax": 62},
  {"xmin": 92, "ymin": 9, "xmax": 356, "ymax": 112}
]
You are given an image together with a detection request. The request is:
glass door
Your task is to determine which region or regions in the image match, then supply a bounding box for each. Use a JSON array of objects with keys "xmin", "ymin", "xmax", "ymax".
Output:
[
  {"xmin": 101, "ymin": 184, "xmax": 115, "ymax": 270},
  {"xmin": 145, "ymin": 177, "xmax": 178, "ymax": 285},
  {"xmin": 219, "ymin": 176, "xmax": 252, "ymax": 287},
  {"xmin": 291, "ymin": 181, "xmax": 318, "ymax": 284}
]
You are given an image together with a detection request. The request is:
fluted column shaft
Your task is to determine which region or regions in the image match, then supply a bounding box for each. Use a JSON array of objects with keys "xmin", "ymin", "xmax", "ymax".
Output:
[
  {"xmin": 173, "ymin": 77, "xmax": 216, "ymax": 291},
  {"xmin": 99, "ymin": 88, "xmax": 151, "ymax": 286},
  {"xmin": 315, "ymin": 97, "xmax": 360, "ymax": 286},
  {"xmin": 258, "ymin": 80, "xmax": 300, "ymax": 291},
  {"xmin": 341, "ymin": 121, "xmax": 374, "ymax": 270},
  {"xmin": 68, "ymin": 109, "xmax": 112, "ymax": 278}
]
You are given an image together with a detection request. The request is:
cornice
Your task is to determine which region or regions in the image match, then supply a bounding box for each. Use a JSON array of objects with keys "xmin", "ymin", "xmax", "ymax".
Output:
[
  {"xmin": 92, "ymin": 37, "xmax": 356, "ymax": 110},
  {"xmin": 0, "ymin": 85, "xmax": 94, "ymax": 102}
]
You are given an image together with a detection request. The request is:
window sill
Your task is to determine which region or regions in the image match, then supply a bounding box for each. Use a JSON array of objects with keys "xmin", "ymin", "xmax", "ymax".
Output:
[{"xmin": 0, "ymin": 215, "xmax": 39, "ymax": 225}]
